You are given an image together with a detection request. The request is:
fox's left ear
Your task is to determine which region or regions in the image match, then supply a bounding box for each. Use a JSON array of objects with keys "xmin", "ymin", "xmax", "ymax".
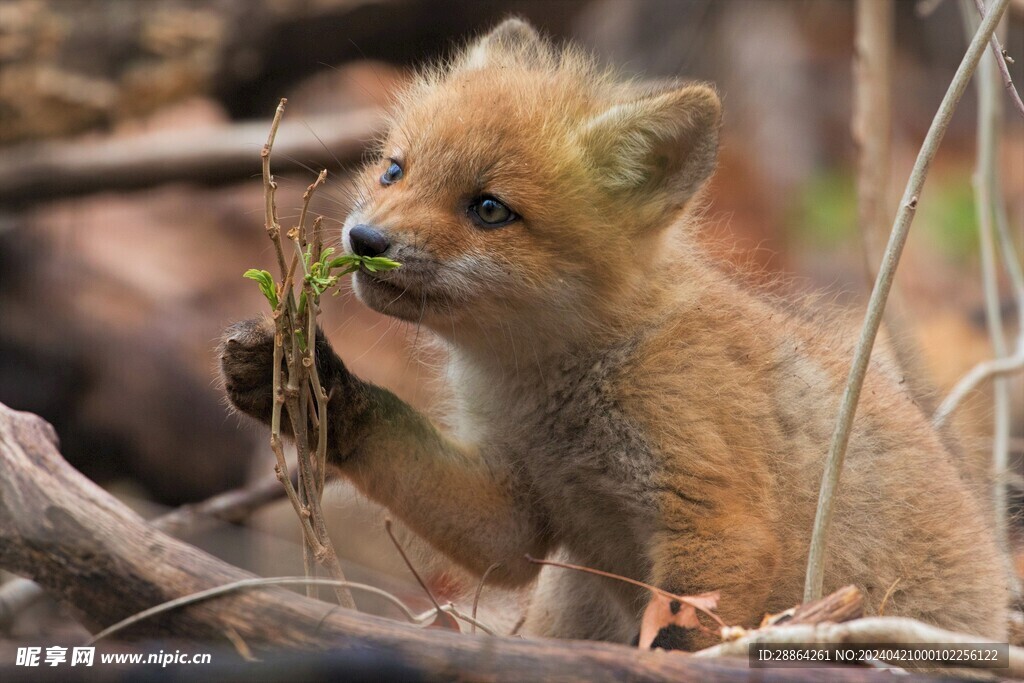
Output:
[
  {"xmin": 461, "ymin": 18, "xmax": 546, "ymax": 69},
  {"xmin": 578, "ymin": 83, "xmax": 721, "ymax": 209}
]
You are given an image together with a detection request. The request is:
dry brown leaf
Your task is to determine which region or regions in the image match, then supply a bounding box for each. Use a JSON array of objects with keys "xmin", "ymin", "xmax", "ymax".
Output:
[{"xmin": 638, "ymin": 591, "xmax": 720, "ymax": 649}]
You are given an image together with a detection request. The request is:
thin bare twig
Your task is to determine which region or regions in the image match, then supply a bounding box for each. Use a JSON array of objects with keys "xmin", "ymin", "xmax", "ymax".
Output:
[
  {"xmin": 262, "ymin": 99, "xmax": 289, "ymax": 276},
  {"xmin": 384, "ymin": 519, "xmax": 458, "ymax": 630},
  {"xmin": 471, "ymin": 562, "xmax": 501, "ymax": 635},
  {"xmin": 378, "ymin": 523, "xmax": 501, "ymax": 634},
  {"xmin": 290, "ymin": 169, "xmax": 328, "ymax": 602},
  {"xmin": 87, "ymin": 577, "xmax": 452, "ymax": 645},
  {"xmin": 438, "ymin": 604, "xmax": 499, "ymax": 636},
  {"xmin": 974, "ymin": 0, "xmax": 1024, "ymax": 119},
  {"xmin": 933, "ymin": 353, "xmax": 1024, "ymax": 427},
  {"xmin": 525, "ymin": 555, "xmax": 726, "ymax": 629},
  {"xmin": 960, "ymin": 0, "xmax": 1021, "ymax": 598},
  {"xmin": 993, "ymin": 201, "xmax": 1024, "ymax": 340},
  {"xmin": 296, "ymin": 169, "xmax": 327, "ymax": 248},
  {"xmin": 310, "ymin": 216, "xmax": 329, "ymax": 497},
  {"xmin": 263, "ymin": 104, "xmax": 322, "ymax": 558},
  {"xmin": 268, "ymin": 326, "xmax": 321, "ymax": 554},
  {"xmin": 803, "ymin": 0, "xmax": 1014, "ymax": 603},
  {"xmin": 296, "ymin": 173, "xmax": 355, "ymax": 608}
]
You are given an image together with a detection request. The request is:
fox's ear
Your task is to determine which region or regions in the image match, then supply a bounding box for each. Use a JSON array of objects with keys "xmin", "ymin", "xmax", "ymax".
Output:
[
  {"xmin": 578, "ymin": 83, "xmax": 721, "ymax": 207},
  {"xmin": 461, "ymin": 18, "xmax": 545, "ymax": 69}
]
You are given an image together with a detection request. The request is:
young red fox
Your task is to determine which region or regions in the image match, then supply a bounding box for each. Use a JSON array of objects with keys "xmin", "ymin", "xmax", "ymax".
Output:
[{"xmin": 222, "ymin": 19, "xmax": 1008, "ymax": 645}]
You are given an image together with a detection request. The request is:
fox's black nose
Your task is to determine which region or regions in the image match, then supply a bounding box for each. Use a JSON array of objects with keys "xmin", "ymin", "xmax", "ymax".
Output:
[{"xmin": 349, "ymin": 224, "xmax": 390, "ymax": 258}]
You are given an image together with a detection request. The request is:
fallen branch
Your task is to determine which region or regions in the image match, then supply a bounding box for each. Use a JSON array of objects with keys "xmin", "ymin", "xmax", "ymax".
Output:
[
  {"xmin": 2, "ymin": 401, "xmax": 932, "ymax": 682},
  {"xmin": 803, "ymin": 0, "xmax": 1014, "ymax": 603},
  {"xmin": 155, "ymin": 469, "xmax": 297, "ymax": 538},
  {"xmin": 0, "ymin": 107, "xmax": 384, "ymax": 208},
  {"xmin": 0, "ymin": 469, "xmax": 296, "ymax": 632}
]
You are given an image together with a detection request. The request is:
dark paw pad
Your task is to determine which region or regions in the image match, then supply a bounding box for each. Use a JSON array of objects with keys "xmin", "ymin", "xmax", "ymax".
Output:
[{"xmin": 220, "ymin": 318, "xmax": 276, "ymax": 423}]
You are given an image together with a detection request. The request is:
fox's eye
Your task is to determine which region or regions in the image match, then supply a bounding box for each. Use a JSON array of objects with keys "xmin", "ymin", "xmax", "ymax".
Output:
[
  {"xmin": 380, "ymin": 161, "xmax": 403, "ymax": 186},
  {"xmin": 470, "ymin": 196, "xmax": 517, "ymax": 228}
]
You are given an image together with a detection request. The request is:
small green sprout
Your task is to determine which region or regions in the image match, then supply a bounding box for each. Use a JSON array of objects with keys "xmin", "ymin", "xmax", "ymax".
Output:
[
  {"xmin": 302, "ymin": 246, "xmax": 401, "ymax": 297},
  {"xmin": 245, "ymin": 249, "xmax": 400, "ymax": 310},
  {"xmin": 243, "ymin": 269, "xmax": 279, "ymax": 309}
]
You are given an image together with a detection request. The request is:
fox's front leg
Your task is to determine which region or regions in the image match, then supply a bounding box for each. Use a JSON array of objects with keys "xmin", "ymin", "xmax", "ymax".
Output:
[{"xmin": 220, "ymin": 318, "xmax": 549, "ymax": 585}]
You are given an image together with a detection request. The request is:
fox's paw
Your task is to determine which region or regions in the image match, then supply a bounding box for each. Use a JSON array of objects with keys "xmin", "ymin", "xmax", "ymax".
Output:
[{"xmin": 220, "ymin": 317, "xmax": 276, "ymax": 425}]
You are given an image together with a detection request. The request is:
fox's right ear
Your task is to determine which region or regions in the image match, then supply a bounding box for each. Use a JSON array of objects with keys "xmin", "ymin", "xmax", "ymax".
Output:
[
  {"xmin": 577, "ymin": 83, "xmax": 721, "ymax": 214},
  {"xmin": 460, "ymin": 18, "xmax": 546, "ymax": 70}
]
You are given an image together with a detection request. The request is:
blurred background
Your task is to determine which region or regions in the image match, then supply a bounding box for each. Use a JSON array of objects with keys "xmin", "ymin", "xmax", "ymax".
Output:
[{"xmin": 0, "ymin": 0, "xmax": 1022, "ymax": 641}]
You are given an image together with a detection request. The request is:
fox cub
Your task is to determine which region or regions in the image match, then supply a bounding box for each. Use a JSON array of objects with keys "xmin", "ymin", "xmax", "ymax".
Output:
[{"xmin": 222, "ymin": 19, "xmax": 1008, "ymax": 645}]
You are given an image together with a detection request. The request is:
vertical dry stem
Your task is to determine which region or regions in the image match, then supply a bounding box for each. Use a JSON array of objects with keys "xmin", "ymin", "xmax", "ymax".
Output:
[
  {"xmin": 973, "ymin": 0, "xmax": 1024, "ymax": 119},
  {"xmin": 960, "ymin": 0, "xmax": 1022, "ymax": 597},
  {"xmin": 804, "ymin": 0, "xmax": 1014, "ymax": 603}
]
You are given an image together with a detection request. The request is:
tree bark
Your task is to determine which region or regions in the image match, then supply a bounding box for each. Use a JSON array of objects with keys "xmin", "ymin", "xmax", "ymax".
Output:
[{"xmin": 0, "ymin": 402, "xmax": 946, "ymax": 682}]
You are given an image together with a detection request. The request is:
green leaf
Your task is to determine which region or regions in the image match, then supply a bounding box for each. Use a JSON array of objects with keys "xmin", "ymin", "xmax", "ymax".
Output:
[
  {"xmin": 326, "ymin": 255, "xmax": 357, "ymax": 269},
  {"xmin": 362, "ymin": 256, "xmax": 402, "ymax": 271},
  {"xmin": 244, "ymin": 251, "xmax": 401, "ymax": 308},
  {"xmin": 243, "ymin": 269, "xmax": 279, "ymax": 309}
]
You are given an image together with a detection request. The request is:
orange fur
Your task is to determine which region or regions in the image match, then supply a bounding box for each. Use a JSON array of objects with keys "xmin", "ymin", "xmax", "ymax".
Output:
[{"xmin": 226, "ymin": 18, "xmax": 1009, "ymax": 646}]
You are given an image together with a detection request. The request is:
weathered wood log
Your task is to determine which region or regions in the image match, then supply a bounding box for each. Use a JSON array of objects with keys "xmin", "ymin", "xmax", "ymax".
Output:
[
  {"xmin": 0, "ymin": 108, "xmax": 383, "ymax": 209},
  {"xmin": 0, "ymin": 402, "xmax": 947, "ymax": 682},
  {"xmin": 0, "ymin": 469, "xmax": 295, "ymax": 631}
]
